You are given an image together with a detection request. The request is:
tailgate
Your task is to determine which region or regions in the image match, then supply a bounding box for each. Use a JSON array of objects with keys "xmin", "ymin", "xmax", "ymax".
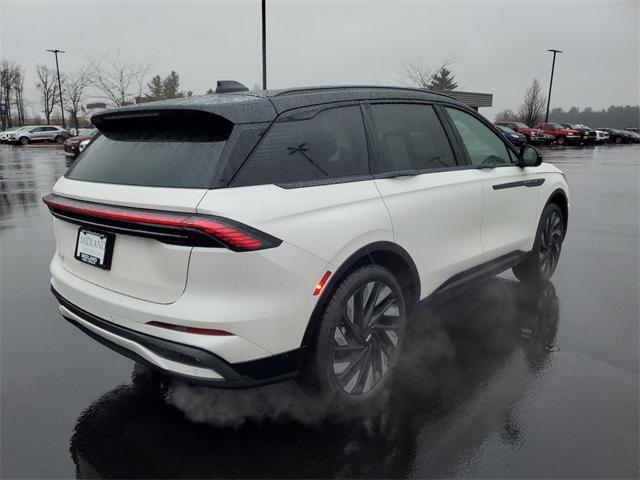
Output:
[{"xmin": 50, "ymin": 177, "xmax": 207, "ymax": 304}]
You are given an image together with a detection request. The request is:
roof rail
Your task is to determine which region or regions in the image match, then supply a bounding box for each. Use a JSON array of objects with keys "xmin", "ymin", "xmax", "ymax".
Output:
[{"xmin": 272, "ymin": 85, "xmax": 456, "ymax": 100}]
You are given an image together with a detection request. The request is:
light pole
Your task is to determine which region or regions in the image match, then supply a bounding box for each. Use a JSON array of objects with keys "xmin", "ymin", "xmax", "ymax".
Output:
[
  {"xmin": 46, "ymin": 49, "xmax": 66, "ymax": 128},
  {"xmin": 545, "ymin": 49, "xmax": 562, "ymax": 123},
  {"xmin": 261, "ymin": 0, "xmax": 267, "ymax": 90}
]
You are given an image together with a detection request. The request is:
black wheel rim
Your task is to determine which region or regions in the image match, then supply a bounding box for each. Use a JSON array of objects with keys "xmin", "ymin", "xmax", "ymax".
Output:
[
  {"xmin": 538, "ymin": 210, "xmax": 563, "ymax": 277},
  {"xmin": 331, "ymin": 281, "xmax": 402, "ymax": 395}
]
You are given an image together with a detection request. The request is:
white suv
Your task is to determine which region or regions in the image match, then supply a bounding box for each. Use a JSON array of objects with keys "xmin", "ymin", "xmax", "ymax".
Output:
[
  {"xmin": 45, "ymin": 86, "xmax": 569, "ymax": 404},
  {"xmin": 9, "ymin": 125, "xmax": 67, "ymax": 145}
]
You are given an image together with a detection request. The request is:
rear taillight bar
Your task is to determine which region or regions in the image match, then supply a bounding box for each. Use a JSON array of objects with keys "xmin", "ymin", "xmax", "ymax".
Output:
[{"xmin": 42, "ymin": 193, "xmax": 281, "ymax": 252}]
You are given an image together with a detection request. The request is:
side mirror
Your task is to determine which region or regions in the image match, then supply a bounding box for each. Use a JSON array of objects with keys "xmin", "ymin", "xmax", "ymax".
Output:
[{"xmin": 519, "ymin": 145, "xmax": 542, "ymax": 167}]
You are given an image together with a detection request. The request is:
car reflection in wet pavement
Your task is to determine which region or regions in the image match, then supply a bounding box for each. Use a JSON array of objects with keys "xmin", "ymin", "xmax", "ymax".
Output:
[
  {"xmin": 1, "ymin": 144, "xmax": 638, "ymax": 478},
  {"xmin": 70, "ymin": 279, "xmax": 559, "ymax": 479}
]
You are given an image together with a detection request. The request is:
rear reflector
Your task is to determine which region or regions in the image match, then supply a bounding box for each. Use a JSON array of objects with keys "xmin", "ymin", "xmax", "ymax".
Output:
[
  {"xmin": 147, "ymin": 321, "xmax": 233, "ymax": 336},
  {"xmin": 313, "ymin": 271, "xmax": 332, "ymax": 296},
  {"xmin": 42, "ymin": 193, "xmax": 281, "ymax": 251}
]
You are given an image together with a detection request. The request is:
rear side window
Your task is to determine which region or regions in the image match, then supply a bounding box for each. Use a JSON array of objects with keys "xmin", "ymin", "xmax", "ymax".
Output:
[
  {"xmin": 369, "ymin": 103, "xmax": 457, "ymax": 173},
  {"xmin": 231, "ymin": 105, "xmax": 368, "ymax": 187},
  {"xmin": 446, "ymin": 107, "xmax": 512, "ymax": 166},
  {"xmin": 66, "ymin": 111, "xmax": 232, "ymax": 188}
]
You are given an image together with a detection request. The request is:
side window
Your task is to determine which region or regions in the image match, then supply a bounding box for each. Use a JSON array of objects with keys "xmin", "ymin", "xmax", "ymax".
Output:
[
  {"xmin": 446, "ymin": 108, "xmax": 512, "ymax": 166},
  {"xmin": 232, "ymin": 105, "xmax": 369, "ymax": 186},
  {"xmin": 369, "ymin": 103, "xmax": 456, "ymax": 173}
]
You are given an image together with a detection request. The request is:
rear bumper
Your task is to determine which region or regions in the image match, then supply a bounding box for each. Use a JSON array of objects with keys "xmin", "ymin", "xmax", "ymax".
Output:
[{"xmin": 52, "ymin": 286, "xmax": 304, "ymax": 388}]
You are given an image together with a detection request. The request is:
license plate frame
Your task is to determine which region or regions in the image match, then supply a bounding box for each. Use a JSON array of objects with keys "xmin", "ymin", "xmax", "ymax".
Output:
[{"xmin": 74, "ymin": 228, "xmax": 115, "ymax": 270}]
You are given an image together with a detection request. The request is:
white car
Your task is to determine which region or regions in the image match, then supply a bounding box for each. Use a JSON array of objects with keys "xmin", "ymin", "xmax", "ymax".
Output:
[
  {"xmin": 594, "ymin": 130, "xmax": 610, "ymax": 143},
  {"xmin": 0, "ymin": 126, "xmax": 24, "ymax": 142},
  {"xmin": 8, "ymin": 125, "xmax": 67, "ymax": 145},
  {"xmin": 45, "ymin": 86, "xmax": 569, "ymax": 405}
]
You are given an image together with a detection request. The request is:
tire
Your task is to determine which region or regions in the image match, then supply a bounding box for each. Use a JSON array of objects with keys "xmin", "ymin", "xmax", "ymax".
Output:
[
  {"xmin": 54, "ymin": 135, "xmax": 62, "ymax": 143},
  {"xmin": 19, "ymin": 136, "xmax": 29, "ymax": 145},
  {"xmin": 303, "ymin": 264, "xmax": 407, "ymax": 407},
  {"xmin": 556, "ymin": 135, "xmax": 566, "ymax": 146},
  {"xmin": 615, "ymin": 136, "xmax": 622, "ymax": 144},
  {"xmin": 513, "ymin": 203, "xmax": 564, "ymax": 284}
]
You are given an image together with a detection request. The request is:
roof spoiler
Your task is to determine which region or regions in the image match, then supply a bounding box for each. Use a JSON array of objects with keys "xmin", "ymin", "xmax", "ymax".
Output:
[{"xmin": 215, "ymin": 81, "xmax": 249, "ymax": 94}]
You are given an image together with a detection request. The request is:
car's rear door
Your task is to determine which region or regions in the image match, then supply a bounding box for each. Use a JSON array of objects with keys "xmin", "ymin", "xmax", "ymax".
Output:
[
  {"xmin": 443, "ymin": 106, "xmax": 542, "ymax": 261},
  {"xmin": 365, "ymin": 102, "xmax": 485, "ymax": 298},
  {"xmin": 50, "ymin": 110, "xmax": 234, "ymax": 304}
]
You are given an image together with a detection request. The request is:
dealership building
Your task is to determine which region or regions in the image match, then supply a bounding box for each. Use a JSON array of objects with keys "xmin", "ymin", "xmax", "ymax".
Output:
[{"xmin": 446, "ymin": 90, "xmax": 493, "ymax": 111}]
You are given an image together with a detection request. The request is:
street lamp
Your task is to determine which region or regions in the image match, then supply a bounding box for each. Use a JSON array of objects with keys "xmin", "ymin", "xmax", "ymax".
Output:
[
  {"xmin": 46, "ymin": 49, "xmax": 66, "ymax": 128},
  {"xmin": 545, "ymin": 49, "xmax": 562, "ymax": 123},
  {"xmin": 261, "ymin": 0, "xmax": 267, "ymax": 90}
]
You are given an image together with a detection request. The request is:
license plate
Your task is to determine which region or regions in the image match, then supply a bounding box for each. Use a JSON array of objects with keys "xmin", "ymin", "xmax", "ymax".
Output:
[{"xmin": 75, "ymin": 228, "xmax": 115, "ymax": 270}]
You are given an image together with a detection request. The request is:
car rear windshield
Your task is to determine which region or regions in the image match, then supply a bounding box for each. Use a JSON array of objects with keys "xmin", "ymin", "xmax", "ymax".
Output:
[{"xmin": 66, "ymin": 110, "xmax": 233, "ymax": 188}]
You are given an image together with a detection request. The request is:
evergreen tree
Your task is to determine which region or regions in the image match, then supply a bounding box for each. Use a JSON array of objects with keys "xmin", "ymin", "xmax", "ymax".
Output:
[
  {"xmin": 427, "ymin": 67, "xmax": 458, "ymax": 91},
  {"xmin": 162, "ymin": 71, "xmax": 183, "ymax": 98},
  {"xmin": 146, "ymin": 75, "xmax": 164, "ymax": 98},
  {"xmin": 205, "ymin": 88, "xmax": 215, "ymax": 95}
]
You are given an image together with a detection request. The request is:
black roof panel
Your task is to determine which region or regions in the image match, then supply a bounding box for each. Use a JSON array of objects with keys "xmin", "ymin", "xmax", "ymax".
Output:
[{"xmin": 92, "ymin": 86, "xmax": 465, "ymax": 125}]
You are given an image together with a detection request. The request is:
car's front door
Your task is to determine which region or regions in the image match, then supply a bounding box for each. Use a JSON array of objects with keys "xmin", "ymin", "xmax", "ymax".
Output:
[
  {"xmin": 444, "ymin": 107, "xmax": 542, "ymax": 261},
  {"xmin": 366, "ymin": 102, "xmax": 485, "ymax": 298},
  {"xmin": 29, "ymin": 127, "xmax": 44, "ymax": 141}
]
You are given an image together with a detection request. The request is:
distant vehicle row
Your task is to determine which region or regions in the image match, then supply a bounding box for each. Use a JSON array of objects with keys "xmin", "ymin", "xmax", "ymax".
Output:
[
  {"xmin": 0, "ymin": 125, "xmax": 69, "ymax": 144},
  {"xmin": 495, "ymin": 121, "xmax": 640, "ymax": 146}
]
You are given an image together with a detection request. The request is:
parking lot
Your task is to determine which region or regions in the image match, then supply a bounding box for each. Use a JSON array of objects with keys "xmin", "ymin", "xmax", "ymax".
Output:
[{"xmin": 1, "ymin": 144, "xmax": 638, "ymax": 478}]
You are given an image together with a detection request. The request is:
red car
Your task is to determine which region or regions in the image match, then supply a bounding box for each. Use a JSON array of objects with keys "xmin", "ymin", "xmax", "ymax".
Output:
[
  {"xmin": 533, "ymin": 123, "xmax": 581, "ymax": 146},
  {"xmin": 494, "ymin": 121, "xmax": 546, "ymax": 144},
  {"xmin": 63, "ymin": 128, "xmax": 97, "ymax": 156}
]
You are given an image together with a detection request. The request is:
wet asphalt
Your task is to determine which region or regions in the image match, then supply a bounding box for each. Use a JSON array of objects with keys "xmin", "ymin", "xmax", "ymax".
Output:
[{"xmin": 0, "ymin": 143, "xmax": 638, "ymax": 478}]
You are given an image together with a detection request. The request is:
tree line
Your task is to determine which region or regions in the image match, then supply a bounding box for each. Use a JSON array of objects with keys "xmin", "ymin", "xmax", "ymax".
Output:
[
  {"xmin": 496, "ymin": 79, "xmax": 639, "ymax": 129},
  {"xmin": 0, "ymin": 51, "xmax": 222, "ymax": 130}
]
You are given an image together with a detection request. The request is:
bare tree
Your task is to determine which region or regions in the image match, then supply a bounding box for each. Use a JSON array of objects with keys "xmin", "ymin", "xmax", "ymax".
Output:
[
  {"xmin": 401, "ymin": 57, "xmax": 457, "ymax": 90},
  {"xmin": 35, "ymin": 65, "xmax": 59, "ymax": 124},
  {"xmin": 0, "ymin": 60, "xmax": 20, "ymax": 128},
  {"xmin": 83, "ymin": 50, "xmax": 153, "ymax": 106},
  {"xmin": 63, "ymin": 68, "xmax": 90, "ymax": 129},
  {"xmin": 517, "ymin": 79, "xmax": 547, "ymax": 126},
  {"xmin": 12, "ymin": 65, "xmax": 26, "ymax": 126}
]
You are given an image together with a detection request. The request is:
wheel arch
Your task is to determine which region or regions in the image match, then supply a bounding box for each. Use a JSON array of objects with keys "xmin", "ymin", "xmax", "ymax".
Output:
[
  {"xmin": 546, "ymin": 188, "xmax": 569, "ymax": 237},
  {"xmin": 300, "ymin": 241, "xmax": 420, "ymax": 348}
]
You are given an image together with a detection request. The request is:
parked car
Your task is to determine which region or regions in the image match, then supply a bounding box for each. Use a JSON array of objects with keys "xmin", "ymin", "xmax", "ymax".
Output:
[
  {"xmin": 44, "ymin": 85, "xmax": 569, "ymax": 405},
  {"xmin": 0, "ymin": 126, "xmax": 24, "ymax": 143},
  {"xmin": 495, "ymin": 124, "xmax": 527, "ymax": 146},
  {"xmin": 598, "ymin": 128, "xmax": 635, "ymax": 144},
  {"xmin": 533, "ymin": 123, "xmax": 581, "ymax": 146},
  {"xmin": 559, "ymin": 124, "xmax": 598, "ymax": 144},
  {"xmin": 64, "ymin": 128, "xmax": 97, "ymax": 156},
  {"xmin": 495, "ymin": 121, "xmax": 546, "ymax": 144},
  {"xmin": 626, "ymin": 131, "xmax": 640, "ymax": 143},
  {"xmin": 8, "ymin": 125, "xmax": 68, "ymax": 145},
  {"xmin": 79, "ymin": 138, "xmax": 92, "ymax": 153}
]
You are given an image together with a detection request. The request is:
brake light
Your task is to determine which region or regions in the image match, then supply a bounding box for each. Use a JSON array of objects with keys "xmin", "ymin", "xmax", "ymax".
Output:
[
  {"xmin": 147, "ymin": 321, "xmax": 233, "ymax": 336},
  {"xmin": 42, "ymin": 193, "xmax": 281, "ymax": 251},
  {"xmin": 313, "ymin": 271, "xmax": 332, "ymax": 296}
]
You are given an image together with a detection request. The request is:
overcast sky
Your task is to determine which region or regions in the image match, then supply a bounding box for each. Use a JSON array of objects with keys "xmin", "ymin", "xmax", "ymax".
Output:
[{"xmin": 1, "ymin": 0, "xmax": 638, "ymax": 119}]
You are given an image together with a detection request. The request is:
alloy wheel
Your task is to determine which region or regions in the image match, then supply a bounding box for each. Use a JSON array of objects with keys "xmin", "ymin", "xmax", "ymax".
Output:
[
  {"xmin": 331, "ymin": 281, "xmax": 402, "ymax": 395},
  {"xmin": 538, "ymin": 210, "xmax": 563, "ymax": 277}
]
